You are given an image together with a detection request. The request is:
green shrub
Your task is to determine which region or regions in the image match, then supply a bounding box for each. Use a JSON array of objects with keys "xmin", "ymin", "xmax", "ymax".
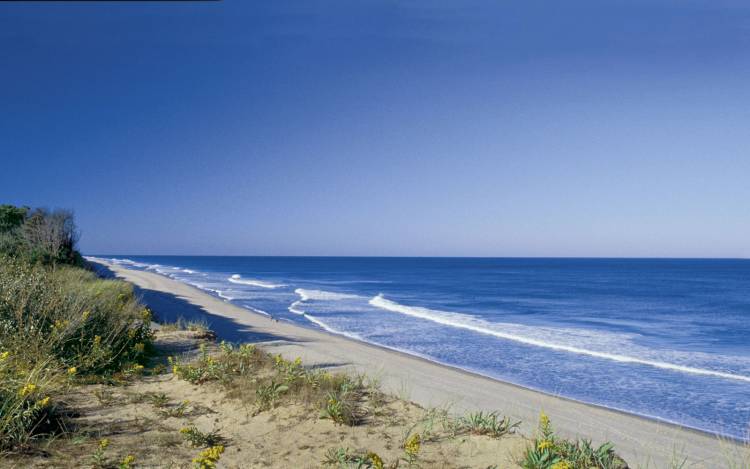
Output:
[
  {"xmin": 521, "ymin": 412, "xmax": 628, "ymax": 469},
  {"xmin": 461, "ymin": 410, "xmax": 520, "ymax": 438},
  {"xmin": 180, "ymin": 424, "xmax": 224, "ymax": 448},
  {"xmin": 322, "ymin": 447, "xmax": 387, "ymax": 468},
  {"xmin": 254, "ymin": 381, "xmax": 288, "ymax": 411},
  {"xmin": 171, "ymin": 343, "xmax": 226, "ymax": 384},
  {"xmin": 320, "ymin": 386, "xmax": 360, "ymax": 426}
]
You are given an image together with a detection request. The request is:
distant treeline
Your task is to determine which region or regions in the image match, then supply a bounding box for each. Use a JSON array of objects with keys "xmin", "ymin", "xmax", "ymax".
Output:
[{"xmin": 0, "ymin": 204, "xmax": 81, "ymax": 266}]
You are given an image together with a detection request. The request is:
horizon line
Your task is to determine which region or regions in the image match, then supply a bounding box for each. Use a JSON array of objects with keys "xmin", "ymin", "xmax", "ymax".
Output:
[{"xmin": 86, "ymin": 254, "xmax": 749, "ymax": 260}]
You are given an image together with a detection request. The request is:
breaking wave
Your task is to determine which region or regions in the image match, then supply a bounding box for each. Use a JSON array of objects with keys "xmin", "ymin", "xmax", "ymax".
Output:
[
  {"xmin": 294, "ymin": 288, "xmax": 359, "ymax": 301},
  {"xmin": 369, "ymin": 294, "xmax": 750, "ymax": 383},
  {"xmin": 228, "ymin": 274, "xmax": 285, "ymax": 289}
]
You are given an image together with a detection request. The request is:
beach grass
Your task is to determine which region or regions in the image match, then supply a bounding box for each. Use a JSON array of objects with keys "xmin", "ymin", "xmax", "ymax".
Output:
[{"xmin": 0, "ymin": 256, "xmax": 153, "ymax": 453}]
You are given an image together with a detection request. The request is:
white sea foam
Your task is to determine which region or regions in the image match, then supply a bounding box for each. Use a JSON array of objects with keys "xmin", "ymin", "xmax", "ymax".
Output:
[
  {"xmin": 216, "ymin": 290, "xmax": 235, "ymax": 301},
  {"xmin": 294, "ymin": 288, "xmax": 359, "ymax": 301},
  {"xmin": 369, "ymin": 294, "xmax": 750, "ymax": 383},
  {"xmin": 242, "ymin": 304, "xmax": 270, "ymax": 316},
  {"xmin": 182, "ymin": 269, "xmax": 195, "ymax": 274},
  {"xmin": 288, "ymin": 300, "xmax": 306, "ymax": 315},
  {"xmin": 228, "ymin": 274, "xmax": 285, "ymax": 289},
  {"xmin": 303, "ymin": 314, "xmax": 365, "ymax": 341},
  {"xmin": 107, "ymin": 258, "xmax": 149, "ymax": 268},
  {"xmin": 289, "ymin": 289, "xmax": 363, "ymax": 336}
]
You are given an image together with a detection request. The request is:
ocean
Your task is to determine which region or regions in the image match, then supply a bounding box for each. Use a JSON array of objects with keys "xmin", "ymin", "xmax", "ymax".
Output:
[{"xmin": 92, "ymin": 256, "xmax": 750, "ymax": 439}]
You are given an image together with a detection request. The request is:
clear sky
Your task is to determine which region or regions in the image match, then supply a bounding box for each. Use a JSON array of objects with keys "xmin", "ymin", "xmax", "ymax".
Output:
[{"xmin": 2, "ymin": 1, "xmax": 749, "ymax": 257}]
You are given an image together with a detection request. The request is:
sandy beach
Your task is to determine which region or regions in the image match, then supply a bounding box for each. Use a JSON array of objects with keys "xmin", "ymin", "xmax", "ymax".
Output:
[{"xmin": 90, "ymin": 258, "xmax": 744, "ymax": 468}]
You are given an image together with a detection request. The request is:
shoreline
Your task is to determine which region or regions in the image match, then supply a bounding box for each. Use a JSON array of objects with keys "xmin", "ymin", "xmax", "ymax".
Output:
[
  {"xmin": 98, "ymin": 258, "xmax": 741, "ymax": 443},
  {"xmin": 279, "ymin": 298, "xmax": 744, "ymax": 445},
  {"xmin": 89, "ymin": 258, "xmax": 744, "ymax": 467},
  {"xmin": 299, "ymin": 324, "xmax": 743, "ymax": 445}
]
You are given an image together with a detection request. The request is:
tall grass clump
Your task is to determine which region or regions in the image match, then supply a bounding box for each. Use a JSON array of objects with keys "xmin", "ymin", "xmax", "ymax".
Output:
[
  {"xmin": 521, "ymin": 411, "xmax": 628, "ymax": 469},
  {"xmin": 0, "ymin": 258, "xmax": 152, "ymax": 376},
  {"xmin": 461, "ymin": 410, "xmax": 520, "ymax": 438},
  {"xmin": 0, "ymin": 357, "xmax": 59, "ymax": 451}
]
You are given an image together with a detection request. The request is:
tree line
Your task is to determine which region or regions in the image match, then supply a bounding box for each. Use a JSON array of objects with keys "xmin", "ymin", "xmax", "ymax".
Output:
[{"xmin": 0, "ymin": 204, "xmax": 81, "ymax": 266}]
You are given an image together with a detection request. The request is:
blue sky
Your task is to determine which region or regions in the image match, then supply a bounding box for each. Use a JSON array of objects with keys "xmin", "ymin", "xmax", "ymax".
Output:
[{"xmin": 1, "ymin": 1, "xmax": 749, "ymax": 257}]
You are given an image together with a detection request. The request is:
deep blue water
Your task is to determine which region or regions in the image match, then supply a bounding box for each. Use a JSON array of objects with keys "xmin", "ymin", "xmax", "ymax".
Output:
[{"xmin": 91, "ymin": 256, "xmax": 750, "ymax": 439}]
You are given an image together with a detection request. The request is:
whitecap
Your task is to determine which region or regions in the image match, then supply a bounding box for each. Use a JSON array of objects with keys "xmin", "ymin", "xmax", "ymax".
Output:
[
  {"xmin": 228, "ymin": 274, "xmax": 286, "ymax": 289},
  {"xmin": 294, "ymin": 288, "xmax": 359, "ymax": 301},
  {"xmin": 288, "ymin": 300, "xmax": 306, "ymax": 315},
  {"xmin": 303, "ymin": 314, "xmax": 365, "ymax": 341}
]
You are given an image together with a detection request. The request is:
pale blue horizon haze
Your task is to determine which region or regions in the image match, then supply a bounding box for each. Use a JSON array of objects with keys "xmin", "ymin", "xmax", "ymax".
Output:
[{"xmin": 1, "ymin": 1, "xmax": 749, "ymax": 257}]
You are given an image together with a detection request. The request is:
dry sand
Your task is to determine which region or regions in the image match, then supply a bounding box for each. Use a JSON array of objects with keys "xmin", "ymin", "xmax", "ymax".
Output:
[
  {"xmin": 18, "ymin": 329, "xmax": 526, "ymax": 468},
  {"xmin": 90, "ymin": 258, "xmax": 747, "ymax": 468}
]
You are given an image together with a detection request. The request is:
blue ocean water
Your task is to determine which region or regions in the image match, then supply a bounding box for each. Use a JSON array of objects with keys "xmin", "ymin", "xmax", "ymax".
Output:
[{"xmin": 93, "ymin": 256, "xmax": 750, "ymax": 439}]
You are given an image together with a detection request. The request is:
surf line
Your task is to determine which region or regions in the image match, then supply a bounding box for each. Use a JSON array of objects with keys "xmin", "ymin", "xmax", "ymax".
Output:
[{"xmin": 370, "ymin": 294, "xmax": 750, "ymax": 384}]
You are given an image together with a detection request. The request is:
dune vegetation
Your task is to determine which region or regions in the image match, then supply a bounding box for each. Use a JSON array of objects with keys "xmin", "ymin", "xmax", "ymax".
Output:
[
  {"xmin": 0, "ymin": 205, "xmax": 152, "ymax": 453},
  {"xmin": 0, "ymin": 204, "xmax": 632, "ymax": 468}
]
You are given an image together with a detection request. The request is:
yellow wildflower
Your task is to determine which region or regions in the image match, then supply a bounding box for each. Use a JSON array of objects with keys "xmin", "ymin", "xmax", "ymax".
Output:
[
  {"xmin": 52, "ymin": 319, "xmax": 70, "ymax": 329},
  {"xmin": 537, "ymin": 439, "xmax": 554, "ymax": 451},
  {"xmin": 19, "ymin": 383, "xmax": 37, "ymax": 397},
  {"xmin": 551, "ymin": 461, "xmax": 572, "ymax": 469},
  {"xmin": 368, "ymin": 452, "xmax": 384, "ymax": 469},
  {"xmin": 180, "ymin": 427, "xmax": 191, "ymax": 434},
  {"xmin": 67, "ymin": 366, "xmax": 77, "ymax": 375},
  {"xmin": 142, "ymin": 309, "xmax": 151, "ymax": 322},
  {"xmin": 128, "ymin": 328, "xmax": 137, "ymax": 339},
  {"xmin": 98, "ymin": 438, "xmax": 109, "ymax": 450},
  {"xmin": 133, "ymin": 342, "xmax": 145, "ymax": 353},
  {"xmin": 93, "ymin": 335, "xmax": 102, "ymax": 346},
  {"xmin": 121, "ymin": 455, "xmax": 135, "ymax": 467},
  {"xmin": 539, "ymin": 411, "xmax": 550, "ymax": 430},
  {"xmin": 193, "ymin": 445, "xmax": 224, "ymax": 469},
  {"xmin": 404, "ymin": 433, "xmax": 421, "ymax": 457},
  {"xmin": 0, "ymin": 351, "xmax": 9, "ymax": 361},
  {"xmin": 82, "ymin": 310, "xmax": 90, "ymax": 320},
  {"xmin": 36, "ymin": 396, "xmax": 50, "ymax": 407}
]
